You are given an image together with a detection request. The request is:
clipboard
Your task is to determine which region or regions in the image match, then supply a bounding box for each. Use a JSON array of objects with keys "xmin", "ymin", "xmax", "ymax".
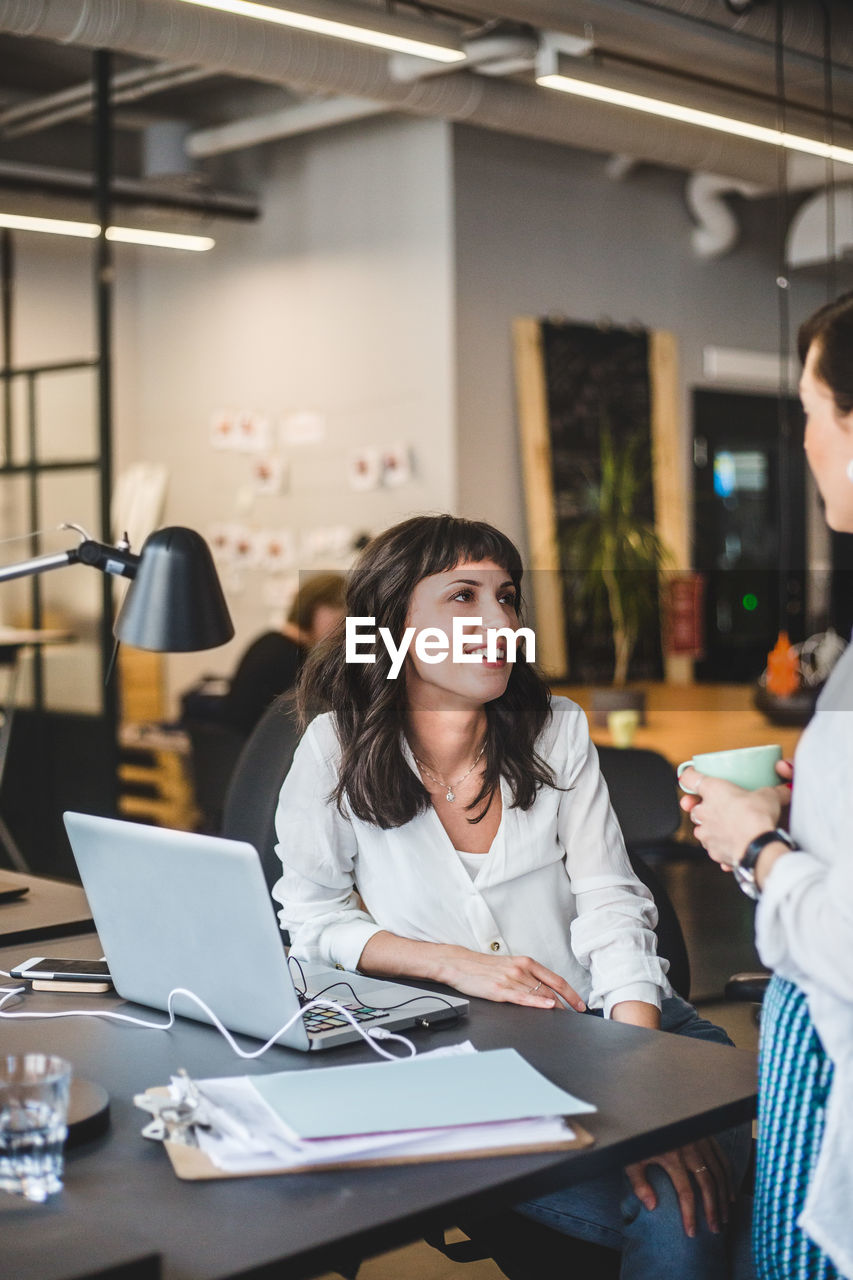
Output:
[{"xmin": 141, "ymin": 1088, "xmax": 595, "ymax": 1181}]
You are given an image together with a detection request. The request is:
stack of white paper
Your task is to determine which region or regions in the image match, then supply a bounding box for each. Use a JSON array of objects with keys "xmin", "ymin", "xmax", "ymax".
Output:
[{"xmin": 166, "ymin": 1046, "xmax": 596, "ymax": 1174}]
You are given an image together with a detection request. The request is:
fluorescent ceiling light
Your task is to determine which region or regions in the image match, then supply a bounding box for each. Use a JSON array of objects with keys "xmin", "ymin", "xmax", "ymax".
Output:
[
  {"xmin": 105, "ymin": 226, "xmax": 214, "ymax": 251},
  {"xmin": 537, "ymin": 70, "xmax": 853, "ymax": 166},
  {"xmin": 175, "ymin": 0, "xmax": 465, "ymax": 63},
  {"xmin": 0, "ymin": 211, "xmax": 215, "ymax": 251}
]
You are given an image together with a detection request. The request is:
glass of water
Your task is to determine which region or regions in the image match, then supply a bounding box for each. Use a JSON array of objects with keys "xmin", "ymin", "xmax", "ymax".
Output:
[{"xmin": 0, "ymin": 1054, "xmax": 72, "ymax": 1202}]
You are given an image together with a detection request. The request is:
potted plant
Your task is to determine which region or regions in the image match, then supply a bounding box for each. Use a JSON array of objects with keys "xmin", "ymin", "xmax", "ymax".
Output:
[{"xmin": 563, "ymin": 425, "xmax": 671, "ymax": 723}]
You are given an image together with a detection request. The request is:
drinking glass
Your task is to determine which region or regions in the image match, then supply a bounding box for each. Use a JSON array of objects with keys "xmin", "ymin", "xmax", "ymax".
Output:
[{"xmin": 0, "ymin": 1054, "xmax": 72, "ymax": 1202}]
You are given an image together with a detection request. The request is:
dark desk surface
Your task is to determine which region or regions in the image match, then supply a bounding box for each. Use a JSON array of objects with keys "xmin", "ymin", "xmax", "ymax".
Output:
[
  {"xmin": 0, "ymin": 932, "xmax": 757, "ymax": 1280},
  {"xmin": 0, "ymin": 871, "xmax": 93, "ymax": 947}
]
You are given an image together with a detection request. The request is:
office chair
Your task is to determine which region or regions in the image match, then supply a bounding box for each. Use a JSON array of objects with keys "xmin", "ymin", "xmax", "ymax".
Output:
[
  {"xmin": 220, "ymin": 695, "xmax": 303, "ymax": 893},
  {"xmin": 596, "ymin": 745, "xmax": 688, "ymax": 860},
  {"xmin": 184, "ymin": 718, "xmax": 247, "ymax": 833}
]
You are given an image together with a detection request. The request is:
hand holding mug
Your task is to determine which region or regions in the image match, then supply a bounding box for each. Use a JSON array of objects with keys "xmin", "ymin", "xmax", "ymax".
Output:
[
  {"xmin": 678, "ymin": 746, "xmax": 793, "ymax": 869},
  {"xmin": 677, "ymin": 744, "xmax": 783, "ymax": 794}
]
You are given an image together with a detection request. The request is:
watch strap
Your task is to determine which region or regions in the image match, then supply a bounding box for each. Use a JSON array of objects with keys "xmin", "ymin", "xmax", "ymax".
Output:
[{"xmin": 740, "ymin": 828, "xmax": 796, "ymax": 873}]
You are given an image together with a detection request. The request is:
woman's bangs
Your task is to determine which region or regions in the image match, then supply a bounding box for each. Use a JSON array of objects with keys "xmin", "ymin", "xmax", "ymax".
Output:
[{"xmin": 420, "ymin": 519, "xmax": 522, "ymax": 585}]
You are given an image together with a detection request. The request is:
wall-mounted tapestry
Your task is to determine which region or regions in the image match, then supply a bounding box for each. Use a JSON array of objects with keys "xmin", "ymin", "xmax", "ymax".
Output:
[{"xmin": 513, "ymin": 318, "xmax": 687, "ymax": 683}]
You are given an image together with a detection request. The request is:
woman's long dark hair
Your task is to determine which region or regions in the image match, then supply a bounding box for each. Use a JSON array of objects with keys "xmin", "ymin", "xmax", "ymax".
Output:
[
  {"xmin": 798, "ymin": 289, "xmax": 853, "ymax": 414},
  {"xmin": 297, "ymin": 514, "xmax": 555, "ymax": 829}
]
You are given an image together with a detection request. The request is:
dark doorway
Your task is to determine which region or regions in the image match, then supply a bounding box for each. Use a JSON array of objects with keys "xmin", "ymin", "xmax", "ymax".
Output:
[
  {"xmin": 830, "ymin": 530, "xmax": 853, "ymax": 641},
  {"xmin": 692, "ymin": 389, "xmax": 806, "ymax": 682}
]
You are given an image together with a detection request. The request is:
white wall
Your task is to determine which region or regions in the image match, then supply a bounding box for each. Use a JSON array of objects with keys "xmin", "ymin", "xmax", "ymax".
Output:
[
  {"xmin": 452, "ymin": 126, "xmax": 842, "ymax": 571},
  {"xmin": 129, "ymin": 115, "xmax": 456, "ymax": 710}
]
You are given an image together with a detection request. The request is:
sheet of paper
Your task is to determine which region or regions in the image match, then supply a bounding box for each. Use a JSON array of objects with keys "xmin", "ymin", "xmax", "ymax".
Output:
[{"xmin": 249, "ymin": 1047, "xmax": 596, "ymax": 1141}]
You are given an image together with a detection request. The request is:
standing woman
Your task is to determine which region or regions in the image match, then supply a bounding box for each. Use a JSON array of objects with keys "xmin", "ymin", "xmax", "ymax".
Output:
[
  {"xmin": 680, "ymin": 293, "xmax": 853, "ymax": 1280},
  {"xmin": 274, "ymin": 513, "xmax": 752, "ymax": 1280}
]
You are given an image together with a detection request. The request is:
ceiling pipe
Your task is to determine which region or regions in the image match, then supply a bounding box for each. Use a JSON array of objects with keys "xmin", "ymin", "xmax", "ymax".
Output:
[
  {"xmin": 2, "ymin": 67, "xmax": 215, "ymax": 138},
  {"xmin": 0, "ymin": 0, "xmax": 825, "ymax": 186},
  {"xmin": 0, "ymin": 61, "xmax": 213, "ymax": 137},
  {"xmin": 0, "ymin": 159, "xmax": 259, "ymax": 220},
  {"xmin": 627, "ymin": 0, "xmax": 853, "ymax": 67},
  {"xmin": 1, "ymin": 61, "xmax": 179, "ymax": 128},
  {"xmin": 449, "ymin": 0, "xmax": 853, "ymax": 88},
  {"xmin": 188, "ymin": 24, "xmax": 544, "ymax": 156},
  {"xmin": 188, "ymin": 95, "xmax": 388, "ymax": 157}
]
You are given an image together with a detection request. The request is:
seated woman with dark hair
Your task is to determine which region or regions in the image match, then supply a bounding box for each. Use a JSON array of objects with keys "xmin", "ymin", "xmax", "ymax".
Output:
[{"xmin": 273, "ymin": 514, "xmax": 752, "ymax": 1280}]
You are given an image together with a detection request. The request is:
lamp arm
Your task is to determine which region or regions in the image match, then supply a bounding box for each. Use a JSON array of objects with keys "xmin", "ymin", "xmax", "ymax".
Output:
[
  {"xmin": 0, "ymin": 536, "xmax": 140, "ymax": 586},
  {"xmin": 0, "ymin": 547, "xmax": 80, "ymax": 584}
]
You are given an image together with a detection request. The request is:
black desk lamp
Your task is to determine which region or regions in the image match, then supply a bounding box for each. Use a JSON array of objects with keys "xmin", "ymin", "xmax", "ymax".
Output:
[
  {"xmin": 0, "ymin": 523, "xmax": 233, "ymax": 876},
  {"xmin": 114, "ymin": 527, "xmax": 234, "ymax": 651},
  {"xmin": 0, "ymin": 523, "xmax": 234, "ymax": 651}
]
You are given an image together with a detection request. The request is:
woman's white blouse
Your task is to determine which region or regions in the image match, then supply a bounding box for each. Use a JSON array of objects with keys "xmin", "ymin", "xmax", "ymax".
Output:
[
  {"xmin": 272, "ymin": 695, "xmax": 671, "ymax": 1018},
  {"xmin": 755, "ymin": 642, "xmax": 853, "ymax": 1277}
]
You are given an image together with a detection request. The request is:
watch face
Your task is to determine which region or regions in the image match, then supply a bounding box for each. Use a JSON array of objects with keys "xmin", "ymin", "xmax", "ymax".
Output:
[{"xmin": 733, "ymin": 864, "xmax": 760, "ymax": 901}]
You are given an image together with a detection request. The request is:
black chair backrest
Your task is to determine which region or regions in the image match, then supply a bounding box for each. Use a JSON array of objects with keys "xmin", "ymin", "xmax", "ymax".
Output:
[
  {"xmin": 628, "ymin": 850, "xmax": 691, "ymax": 1001},
  {"xmin": 221, "ymin": 696, "xmax": 303, "ymax": 892},
  {"xmin": 597, "ymin": 745, "xmax": 681, "ymax": 846},
  {"xmin": 184, "ymin": 719, "xmax": 247, "ymax": 834},
  {"xmin": 596, "ymin": 747, "xmax": 689, "ymax": 997}
]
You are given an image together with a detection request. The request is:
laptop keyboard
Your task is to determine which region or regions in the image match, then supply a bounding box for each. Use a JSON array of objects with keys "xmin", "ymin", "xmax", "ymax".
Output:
[{"xmin": 302, "ymin": 1003, "xmax": 389, "ymax": 1035}]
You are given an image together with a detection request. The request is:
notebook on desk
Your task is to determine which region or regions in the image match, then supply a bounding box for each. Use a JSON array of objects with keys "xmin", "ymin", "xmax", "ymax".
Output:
[{"xmin": 62, "ymin": 813, "xmax": 467, "ymax": 1052}]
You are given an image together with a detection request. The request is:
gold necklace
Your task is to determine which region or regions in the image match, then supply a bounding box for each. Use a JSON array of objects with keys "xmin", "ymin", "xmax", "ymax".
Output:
[{"xmin": 413, "ymin": 742, "xmax": 486, "ymax": 803}]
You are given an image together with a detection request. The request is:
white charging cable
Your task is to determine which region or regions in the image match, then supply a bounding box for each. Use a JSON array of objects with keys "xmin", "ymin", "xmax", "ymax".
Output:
[{"xmin": 0, "ymin": 978, "xmax": 416, "ymax": 1062}]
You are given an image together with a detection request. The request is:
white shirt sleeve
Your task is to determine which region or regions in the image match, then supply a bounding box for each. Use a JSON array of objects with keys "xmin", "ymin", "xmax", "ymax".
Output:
[
  {"xmin": 756, "ymin": 846, "xmax": 853, "ymax": 999},
  {"xmin": 272, "ymin": 717, "xmax": 383, "ymax": 970},
  {"xmin": 555, "ymin": 706, "xmax": 671, "ymax": 1016},
  {"xmin": 756, "ymin": 669, "xmax": 853, "ymax": 1001}
]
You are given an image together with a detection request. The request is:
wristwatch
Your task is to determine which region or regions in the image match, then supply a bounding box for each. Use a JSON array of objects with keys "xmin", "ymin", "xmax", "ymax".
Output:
[{"xmin": 733, "ymin": 828, "xmax": 798, "ymax": 899}]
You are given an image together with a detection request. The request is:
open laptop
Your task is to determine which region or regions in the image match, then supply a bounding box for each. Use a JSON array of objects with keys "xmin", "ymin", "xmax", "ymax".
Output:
[{"xmin": 63, "ymin": 812, "xmax": 467, "ymax": 1051}]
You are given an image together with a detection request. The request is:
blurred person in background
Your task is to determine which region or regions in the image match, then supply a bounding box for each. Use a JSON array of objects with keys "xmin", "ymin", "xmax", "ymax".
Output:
[{"xmin": 182, "ymin": 572, "xmax": 346, "ymax": 736}]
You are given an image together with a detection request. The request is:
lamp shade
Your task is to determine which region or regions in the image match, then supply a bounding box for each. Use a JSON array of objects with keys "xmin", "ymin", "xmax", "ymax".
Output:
[{"xmin": 113, "ymin": 527, "xmax": 234, "ymax": 652}]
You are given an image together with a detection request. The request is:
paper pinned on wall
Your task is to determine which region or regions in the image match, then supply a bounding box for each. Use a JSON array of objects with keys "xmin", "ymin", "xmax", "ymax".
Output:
[
  {"xmin": 210, "ymin": 410, "xmax": 238, "ymax": 450},
  {"xmin": 231, "ymin": 527, "xmax": 259, "ymax": 570},
  {"xmin": 348, "ymin": 447, "xmax": 382, "ymax": 491},
  {"xmin": 281, "ymin": 411, "xmax": 326, "ymax": 446},
  {"xmin": 299, "ymin": 528, "xmax": 326, "ymax": 562},
  {"xmin": 207, "ymin": 522, "xmax": 240, "ymax": 561},
  {"xmin": 381, "ymin": 443, "xmax": 412, "ymax": 488},
  {"xmin": 326, "ymin": 524, "xmax": 354, "ymax": 559},
  {"xmin": 251, "ymin": 455, "xmax": 288, "ymax": 495},
  {"xmin": 234, "ymin": 411, "xmax": 271, "ymax": 454},
  {"xmin": 262, "ymin": 573, "xmax": 299, "ymax": 623},
  {"xmin": 258, "ymin": 529, "xmax": 296, "ymax": 572}
]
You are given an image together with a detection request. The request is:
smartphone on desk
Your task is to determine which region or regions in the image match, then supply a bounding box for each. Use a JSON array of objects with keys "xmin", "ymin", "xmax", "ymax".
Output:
[{"xmin": 10, "ymin": 957, "xmax": 113, "ymax": 993}]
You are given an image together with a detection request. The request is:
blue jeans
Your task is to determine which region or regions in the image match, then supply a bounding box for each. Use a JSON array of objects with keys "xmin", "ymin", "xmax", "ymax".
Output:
[{"xmin": 515, "ymin": 996, "xmax": 755, "ymax": 1280}]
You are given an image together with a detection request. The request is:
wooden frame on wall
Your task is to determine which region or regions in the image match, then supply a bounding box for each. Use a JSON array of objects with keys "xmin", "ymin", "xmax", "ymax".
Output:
[{"xmin": 512, "ymin": 317, "xmax": 690, "ymax": 683}]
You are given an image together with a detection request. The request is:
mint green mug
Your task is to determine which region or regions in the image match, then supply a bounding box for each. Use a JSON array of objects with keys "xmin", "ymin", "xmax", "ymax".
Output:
[{"xmin": 677, "ymin": 743, "xmax": 783, "ymax": 795}]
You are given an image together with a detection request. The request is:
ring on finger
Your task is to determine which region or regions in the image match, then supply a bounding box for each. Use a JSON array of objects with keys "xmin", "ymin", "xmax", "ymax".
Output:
[
  {"xmin": 530, "ymin": 981, "xmax": 543, "ymax": 994},
  {"xmin": 692, "ymin": 1164, "xmax": 709, "ymax": 1175}
]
